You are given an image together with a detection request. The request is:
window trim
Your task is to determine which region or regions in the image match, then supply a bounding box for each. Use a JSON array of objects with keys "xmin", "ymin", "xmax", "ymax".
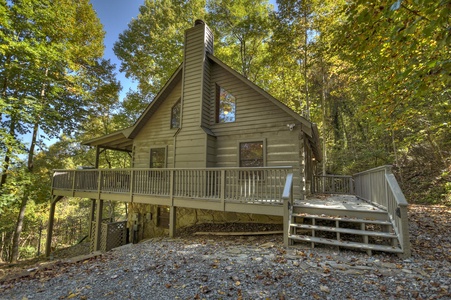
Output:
[
  {"xmin": 237, "ymin": 139, "xmax": 267, "ymax": 168},
  {"xmin": 215, "ymin": 84, "xmax": 236, "ymax": 123},
  {"xmin": 171, "ymin": 98, "xmax": 181, "ymax": 129},
  {"xmin": 150, "ymin": 146, "xmax": 168, "ymax": 168}
]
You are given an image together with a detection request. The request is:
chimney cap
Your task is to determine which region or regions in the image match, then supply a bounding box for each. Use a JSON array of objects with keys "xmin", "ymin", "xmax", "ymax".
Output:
[{"xmin": 194, "ymin": 19, "xmax": 205, "ymax": 26}]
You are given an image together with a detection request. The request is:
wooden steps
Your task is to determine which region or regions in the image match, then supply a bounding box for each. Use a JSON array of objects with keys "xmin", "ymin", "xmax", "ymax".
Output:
[
  {"xmin": 293, "ymin": 205, "xmax": 389, "ymax": 220},
  {"xmin": 288, "ymin": 204, "xmax": 402, "ymax": 255},
  {"xmin": 289, "ymin": 234, "xmax": 404, "ymax": 254},
  {"xmin": 291, "ymin": 213, "xmax": 392, "ymax": 225},
  {"xmin": 290, "ymin": 224, "xmax": 396, "ymax": 238}
]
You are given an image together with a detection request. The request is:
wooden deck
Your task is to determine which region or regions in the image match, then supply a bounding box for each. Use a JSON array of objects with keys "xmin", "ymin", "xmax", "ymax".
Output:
[
  {"xmin": 46, "ymin": 165, "xmax": 411, "ymax": 258},
  {"xmin": 50, "ymin": 167, "xmax": 294, "ymax": 217}
]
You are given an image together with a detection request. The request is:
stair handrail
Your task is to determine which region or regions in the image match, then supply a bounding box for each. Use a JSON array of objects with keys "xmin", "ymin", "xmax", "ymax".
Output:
[
  {"xmin": 353, "ymin": 165, "xmax": 411, "ymax": 257},
  {"xmin": 282, "ymin": 173, "xmax": 294, "ymax": 247}
]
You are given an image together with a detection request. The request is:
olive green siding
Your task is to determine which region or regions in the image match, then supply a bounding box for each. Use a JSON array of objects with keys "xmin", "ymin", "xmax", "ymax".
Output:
[
  {"xmin": 206, "ymin": 134, "xmax": 217, "ymax": 167},
  {"xmin": 132, "ymin": 82, "xmax": 182, "ymax": 168},
  {"xmin": 208, "ymin": 64, "xmax": 306, "ymax": 199},
  {"xmin": 130, "ymin": 22, "xmax": 309, "ymax": 199},
  {"xmin": 174, "ymin": 23, "xmax": 213, "ymax": 168},
  {"xmin": 201, "ymin": 58, "xmax": 212, "ymax": 128}
]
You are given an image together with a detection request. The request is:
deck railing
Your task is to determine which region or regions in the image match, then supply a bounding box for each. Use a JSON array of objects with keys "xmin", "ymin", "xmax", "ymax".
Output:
[
  {"xmin": 52, "ymin": 167, "xmax": 292, "ymax": 205},
  {"xmin": 312, "ymin": 174, "xmax": 354, "ymax": 194},
  {"xmin": 353, "ymin": 165, "xmax": 410, "ymax": 257}
]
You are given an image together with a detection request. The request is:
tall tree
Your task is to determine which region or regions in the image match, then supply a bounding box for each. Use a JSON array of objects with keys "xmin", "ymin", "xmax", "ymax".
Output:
[
  {"xmin": 333, "ymin": 0, "xmax": 450, "ymax": 169},
  {"xmin": 1, "ymin": 0, "xmax": 105, "ymax": 262},
  {"xmin": 206, "ymin": 0, "xmax": 273, "ymax": 82},
  {"xmin": 270, "ymin": 0, "xmax": 317, "ymax": 117},
  {"xmin": 114, "ymin": 0, "xmax": 206, "ymax": 103}
]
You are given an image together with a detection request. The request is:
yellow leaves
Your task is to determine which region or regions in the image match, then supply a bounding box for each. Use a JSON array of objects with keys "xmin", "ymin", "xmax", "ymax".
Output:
[{"xmin": 66, "ymin": 292, "xmax": 79, "ymax": 299}]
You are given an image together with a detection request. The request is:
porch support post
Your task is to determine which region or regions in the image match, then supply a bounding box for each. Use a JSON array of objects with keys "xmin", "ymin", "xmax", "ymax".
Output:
[
  {"xmin": 283, "ymin": 198, "xmax": 290, "ymax": 247},
  {"xmin": 220, "ymin": 170, "xmax": 225, "ymax": 211},
  {"xmin": 45, "ymin": 196, "xmax": 62, "ymax": 257},
  {"xmin": 95, "ymin": 146, "xmax": 100, "ymax": 168},
  {"xmin": 93, "ymin": 198, "xmax": 104, "ymax": 251},
  {"xmin": 88, "ymin": 199, "xmax": 96, "ymax": 239},
  {"xmin": 169, "ymin": 206, "xmax": 176, "ymax": 238}
]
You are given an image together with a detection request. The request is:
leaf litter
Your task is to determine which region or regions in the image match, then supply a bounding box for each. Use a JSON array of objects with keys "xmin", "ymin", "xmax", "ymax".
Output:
[{"xmin": 0, "ymin": 205, "xmax": 450, "ymax": 299}]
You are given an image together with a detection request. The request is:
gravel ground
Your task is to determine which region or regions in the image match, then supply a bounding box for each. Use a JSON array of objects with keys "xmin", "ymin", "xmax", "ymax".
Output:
[
  {"xmin": 1, "ymin": 234, "xmax": 450, "ymax": 300},
  {"xmin": 1, "ymin": 206, "xmax": 451, "ymax": 300}
]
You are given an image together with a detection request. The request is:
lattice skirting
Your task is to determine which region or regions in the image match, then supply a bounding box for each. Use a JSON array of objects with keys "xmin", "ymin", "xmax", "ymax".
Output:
[{"xmin": 90, "ymin": 221, "xmax": 127, "ymax": 252}]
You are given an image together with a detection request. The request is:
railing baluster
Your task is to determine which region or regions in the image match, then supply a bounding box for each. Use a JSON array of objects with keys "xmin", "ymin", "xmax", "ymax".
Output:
[{"xmin": 54, "ymin": 166, "xmax": 296, "ymax": 205}]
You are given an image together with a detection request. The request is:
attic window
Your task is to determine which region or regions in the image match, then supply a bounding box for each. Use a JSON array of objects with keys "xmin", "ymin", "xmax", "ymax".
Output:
[
  {"xmin": 171, "ymin": 99, "xmax": 181, "ymax": 128},
  {"xmin": 216, "ymin": 85, "xmax": 236, "ymax": 123}
]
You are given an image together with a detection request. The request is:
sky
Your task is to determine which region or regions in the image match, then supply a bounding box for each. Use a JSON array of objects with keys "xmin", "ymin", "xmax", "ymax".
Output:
[
  {"xmin": 90, "ymin": 0, "xmax": 278, "ymax": 101},
  {"xmin": 90, "ymin": 0, "xmax": 142, "ymax": 100}
]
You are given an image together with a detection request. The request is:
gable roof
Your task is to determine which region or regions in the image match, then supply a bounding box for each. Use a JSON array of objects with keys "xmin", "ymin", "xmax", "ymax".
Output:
[
  {"xmin": 83, "ymin": 49, "xmax": 321, "ymax": 161},
  {"xmin": 207, "ymin": 54, "xmax": 313, "ymax": 138},
  {"xmin": 82, "ymin": 65, "xmax": 182, "ymax": 151},
  {"xmin": 128, "ymin": 64, "xmax": 183, "ymax": 139}
]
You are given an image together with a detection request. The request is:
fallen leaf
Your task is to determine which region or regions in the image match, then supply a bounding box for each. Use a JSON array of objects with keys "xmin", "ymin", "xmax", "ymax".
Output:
[
  {"xmin": 320, "ymin": 285, "xmax": 330, "ymax": 293},
  {"xmin": 67, "ymin": 293, "xmax": 79, "ymax": 299}
]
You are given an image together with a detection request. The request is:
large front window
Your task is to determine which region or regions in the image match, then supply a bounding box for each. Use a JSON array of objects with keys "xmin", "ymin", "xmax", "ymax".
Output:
[
  {"xmin": 150, "ymin": 148, "xmax": 166, "ymax": 168},
  {"xmin": 216, "ymin": 85, "xmax": 236, "ymax": 123},
  {"xmin": 240, "ymin": 141, "xmax": 264, "ymax": 167}
]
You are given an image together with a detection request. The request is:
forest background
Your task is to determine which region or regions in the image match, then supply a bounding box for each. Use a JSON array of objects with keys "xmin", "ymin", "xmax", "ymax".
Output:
[{"xmin": 0, "ymin": 0, "xmax": 450, "ymax": 263}]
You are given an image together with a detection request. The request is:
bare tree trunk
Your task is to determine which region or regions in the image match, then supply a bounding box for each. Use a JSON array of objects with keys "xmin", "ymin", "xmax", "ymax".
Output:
[
  {"xmin": 10, "ymin": 123, "xmax": 39, "ymax": 262},
  {"xmin": 37, "ymin": 220, "xmax": 43, "ymax": 256},
  {"xmin": 0, "ymin": 117, "xmax": 16, "ymax": 191},
  {"xmin": 303, "ymin": 11, "xmax": 310, "ymax": 119},
  {"xmin": 0, "ymin": 232, "xmax": 5, "ymax": 262},
  {"xmin": 321, "ymin": 62, "xmax": 327, "ymax": 176},
  {"xmin": 10, "ymin": 194, "xmax": 28, "ymax": 262},
  {"xmin": 10, "ymin": 69, "xmax": 47, "ymax": 262}
]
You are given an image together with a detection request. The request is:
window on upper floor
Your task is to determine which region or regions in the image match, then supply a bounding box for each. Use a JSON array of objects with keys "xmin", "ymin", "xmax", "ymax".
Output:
[
  {"xmin": 150, "ymin": 147, "xmax": 166, "ymax": 168},
  {"xmin": 171, "ymin": 99, "xmax": 181, "ymax": 128},
  {"xmin": 216, "ymin": 85, "xmax": 236, "ymax": 123}
]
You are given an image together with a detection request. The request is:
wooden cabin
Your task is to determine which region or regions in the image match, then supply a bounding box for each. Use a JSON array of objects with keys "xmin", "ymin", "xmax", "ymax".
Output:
[
  {"xmin": 47, "ymin": 20, "xmax": 320, "ymax": 252},
  {"xmin": 46, "ymin": 21, "xmax": 410, "ymax": 257}
]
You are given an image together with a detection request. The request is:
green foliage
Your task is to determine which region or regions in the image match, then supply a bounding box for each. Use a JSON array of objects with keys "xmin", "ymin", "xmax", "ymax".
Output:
[
  {"xmin": 0, "ymin": 0, "xmax": 109, "ymax": 262},
  {"xmin": 1, "ymin": 0, "xmax": 450, "ymax": 261},
  {"xmin": 207, "ymin": 0, "xmax": 273, "ymax": 81},
  {"xmin": 114, "ymin": 0, "xmax": 206, "ymax": 98}
]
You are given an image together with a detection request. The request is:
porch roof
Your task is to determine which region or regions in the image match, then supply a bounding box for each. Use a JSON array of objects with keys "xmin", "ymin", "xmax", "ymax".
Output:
[{"xmin": 82, "ymin": 127, "xmax": 134, "ymax": 152}]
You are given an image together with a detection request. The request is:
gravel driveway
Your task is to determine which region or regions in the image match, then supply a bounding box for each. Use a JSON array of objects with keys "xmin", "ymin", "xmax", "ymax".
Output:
[{"xmin": 1, "ymin": 233, "xmax": 450, "ymax": 300}]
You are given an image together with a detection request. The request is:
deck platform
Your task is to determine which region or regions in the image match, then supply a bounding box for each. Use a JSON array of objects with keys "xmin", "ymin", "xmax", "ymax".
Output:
[{"xmin": 297, "ymin": 194, "xmax": 385, "ymax": 212}]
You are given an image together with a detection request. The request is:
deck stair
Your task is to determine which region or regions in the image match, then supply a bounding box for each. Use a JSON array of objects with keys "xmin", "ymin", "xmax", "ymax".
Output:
[{"xmin": 288, "ymin": 204, "xmax": 404, "ymax": 255}]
